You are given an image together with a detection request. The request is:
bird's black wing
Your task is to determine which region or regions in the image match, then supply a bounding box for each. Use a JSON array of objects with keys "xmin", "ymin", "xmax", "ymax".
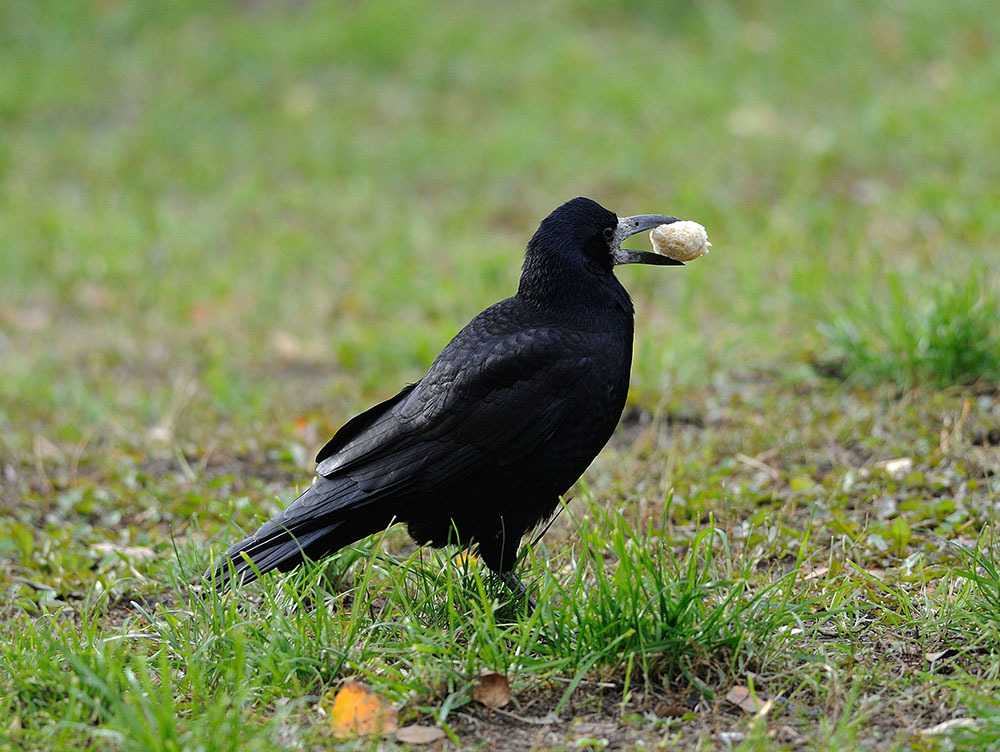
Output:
[
  {"xmin": 314, "ymin": 382, "xmax": 417, "ymax": 465},
  {"xmin": 308, "ymin": 322, "xmax": 594, "ymax": 512},
  {"xmin": 213, "ymin": 316, "xmax": 595, "ymax": 585}
]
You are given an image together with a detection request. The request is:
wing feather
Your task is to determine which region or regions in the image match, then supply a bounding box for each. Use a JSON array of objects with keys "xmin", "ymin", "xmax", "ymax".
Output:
[{"xmin": 285, "ymin": 324, "xmax": 591, "ymax": 527}]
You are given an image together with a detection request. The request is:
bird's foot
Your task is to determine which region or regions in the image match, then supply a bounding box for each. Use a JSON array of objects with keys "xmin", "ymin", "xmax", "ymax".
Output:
[{"xmin": 501, "ymin": 571, "xmax": 537, "ymax": 612}]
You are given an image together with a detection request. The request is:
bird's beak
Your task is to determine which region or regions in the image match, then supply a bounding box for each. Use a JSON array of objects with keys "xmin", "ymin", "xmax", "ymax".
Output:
[{"xmin": 611, "ymin": 214, "xmax": 684, "ymax": 266}]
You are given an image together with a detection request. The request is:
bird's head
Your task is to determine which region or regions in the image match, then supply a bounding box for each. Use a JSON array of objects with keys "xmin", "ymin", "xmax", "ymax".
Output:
[
  {"xmin": 519, "ymin": 197, "xmax": 682, "ymax": 300},
  {"xmin": 528, "ymin": 196, "xmax": 683, "ymax": 270}
]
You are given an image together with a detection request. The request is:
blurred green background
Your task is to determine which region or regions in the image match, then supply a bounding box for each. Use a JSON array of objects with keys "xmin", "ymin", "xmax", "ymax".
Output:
[
  {"xmin": 2, "ymin": 4, "xmax": 999, "ymax": 747},
  {"xmin": 2, "ymin": 0, "xmax": 996, "ymax": 437}
]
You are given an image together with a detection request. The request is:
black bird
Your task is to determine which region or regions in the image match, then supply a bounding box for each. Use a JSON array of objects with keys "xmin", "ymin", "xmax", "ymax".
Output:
[{"xmin": 210, "ymin": 197, "xmax": 681, "ymax": 595}]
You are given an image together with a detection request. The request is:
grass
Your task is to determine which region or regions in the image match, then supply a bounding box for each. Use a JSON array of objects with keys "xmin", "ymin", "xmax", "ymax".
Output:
[
  {"xmin": 541, "ymin": 512, "xmax": 801, "ymax": 689},
  {"xmin": 3, "ymin": 506, "xmax": 800, "ymax": 750},
  {"xmin": 2, "ymin": 0, "xmax": 999, "ymax": 749},
  {"xmin": 820, "ymin": 271, "xmax": 1000, "ymax": 388},
  {"xmin": 956, "ymin": 542, "xmax": 1000, "ymax": 646}
]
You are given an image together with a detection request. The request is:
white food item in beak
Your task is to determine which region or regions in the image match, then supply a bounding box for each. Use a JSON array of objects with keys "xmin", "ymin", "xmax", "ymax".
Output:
[{"xmin": 649, "ymin": 221, "xmax": 712, "ymax": 262}]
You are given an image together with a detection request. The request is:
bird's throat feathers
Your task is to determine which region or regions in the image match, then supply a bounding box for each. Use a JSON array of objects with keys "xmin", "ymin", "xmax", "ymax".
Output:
[{"xmin": 517, "ymin": 236, "xmax": 634, "ymax": 317}]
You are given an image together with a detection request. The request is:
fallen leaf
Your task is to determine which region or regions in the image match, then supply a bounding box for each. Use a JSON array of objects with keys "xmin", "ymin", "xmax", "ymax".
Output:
[
  {"xmin": 453, "ymin": 551, "xmax": 480, "ymax": 567},
  {"xmin": 91, "ymin": 543, "xmax": 155, "ymax": 560},
  {"xmin": 329, "ymin": 681, "xmax": 397, "ymax": 739},
  {"xmin": 753, "ymin": 699, "xmax": 774, "ymax": 719},
  {"xmin": 789, "ymin": 475, "xmax": 816, "ymax": 493},
  {"xmin": 292, "ymin": 416, "xmax": 318, "ymax": 445},
  {"xmin": 874, "ymin": 496, "xmax": 897, "ymax": 520},
  {"xmin": 395, "ymin": 724, "xmax": 446, "ymax": 744},
  {"xmin": 775, "ymin": 724, "xmax": 804, "ymax": 745},
  {"xmin": 147, "ymin": 423, "xmax": 173, "ymax": 443},
  {"xmin": 920, "ymin": 718, "xmax": 978, "ymax": 736},
  {"xmin": 725, "ymin": 685, "xmax": 765, "ymax": 714},
  {"xmin": 189, "ymin": 302, "xmax": 212, "ymax": 326},
  {"xmin": 33, "ymin": 435, "xmax": 62, "ymax": 461},
  {"xmin": 653, "ymin": 701, "xmax": 688, "ymax": 718},
  {"xmin": 473, "ymin": 673, "xmax": 511, "ymax": 709},
  {"xmin": 925, "ymin": 648, "xmax": 958, "ymax": 663},
  {"xmin": 2, "ymin": 305, "xmax": 50, "ymax": 332},
  {"xmin": 272, "ymin": 331, "xmax": 304, "ymax": 359},
  {"xmin": 866, "ymin": 533, "xmax": 889, "ymax": 553},
  {"xmin": 878, "ymin": 457, "xmax": 913, "ymax": 480},
  {"xmin": 803, "ymin": 566, "xmax": 829, "ymax": 581}
]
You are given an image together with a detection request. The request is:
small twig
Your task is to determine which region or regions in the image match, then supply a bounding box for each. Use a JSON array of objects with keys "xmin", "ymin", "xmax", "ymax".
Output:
[
  {"xmin": 454, "ymin": 711, "xmax": 482, "ymax": 731},
  {"xmin": 31, "ymin": 435, "xmax": 54, "ymax": 494},
  {"xmin": 735, "ymin": 453, "xmax": 780, "ymax": 480},
  {"xmin": 101, "ymin": 632, "xmax": 157, "ymax": 643},
  {"xmin": 196, "ymin": 439, "xmax": 219, "ymax": 475},
  {"xmin": 490, "ymin": 708, "xmax": 559, "ymax": 726},
  {"xmin": 940, "ymin": 398, "xmax": 971, "ymax": 453},
  {"xmin": 547, "ymin": 676, "xmax": 618, "ymax": 689},
  {"xmin": 68, "ymin": 428, "xmax": 96, "ymax": 483},
  {"xmin": 174, "ymin": 446, "xmax": 197, "ymax": 482}
]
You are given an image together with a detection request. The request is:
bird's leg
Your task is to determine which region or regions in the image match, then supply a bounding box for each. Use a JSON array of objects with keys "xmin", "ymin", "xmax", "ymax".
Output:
[
  {"xmin": 478, "ymin": 515, "xmax": 535, "ymax": 610},
  {"xmin": 501, "ymin": 571, "xmax": 536, "ymax": 611}
]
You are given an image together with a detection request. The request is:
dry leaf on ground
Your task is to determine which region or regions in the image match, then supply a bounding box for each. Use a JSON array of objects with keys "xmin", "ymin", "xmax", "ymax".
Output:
[
  {"xmin": 472, "ymin": 673, "xmax": 511, "ymax": 709},
  {"xmin": 328, "ymin": 681, "xmax": 398, "ymax": 739},
  {"xmin": 91, "ymin": 543, "xmax": 155, "ymax": 560},
  {"xmin": 920, "ymin": 718, "xmax": 978, "ymax": 736},
  {"xmin": 725, "ymin": 685, "xmax": 765, "ymax": 714},
  {"xmin": 803, "ymin": 566, "xmax": 829, "ymax": 581},
  {"xmin": 452, "ymin": 551, "xmax": 480, "ymax": 567},
  {"xmin": 878, "ymin": 457, "xmax": 913, "ymax": 479},
  {"xmin": 925, "ymin": 648, "xmax": 958, "ymax": 663},
  {"xmin": 653, "ymin": 701, "xmax": 688, "ymax": 718},
  {"xmin": 775, "ymin": 724, "xmax": 804, "ymax": 745},
  {"xmin": 395, "ymin": 724, "xmax": 446, "ymax": 744}
]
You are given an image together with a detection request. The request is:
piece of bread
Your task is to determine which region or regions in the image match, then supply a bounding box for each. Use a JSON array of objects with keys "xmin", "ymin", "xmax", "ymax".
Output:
[{"xmin": 649, "ymin": 221, "xmax": 711, "ymax": 262}]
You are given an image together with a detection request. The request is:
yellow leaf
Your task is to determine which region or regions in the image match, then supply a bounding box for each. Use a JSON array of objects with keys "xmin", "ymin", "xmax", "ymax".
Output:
[
  {"xmin": 789, "ymin": 475, "xmax": 815, "ymax": 493},
  {"xmin": 328, "ymin": 681, "xmax": 398, "ymax": 739}
]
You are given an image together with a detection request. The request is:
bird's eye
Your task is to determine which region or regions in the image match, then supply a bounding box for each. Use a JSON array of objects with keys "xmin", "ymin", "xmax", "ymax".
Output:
[{"xmin": 603, "ymin": 227, "xmax": 614, "ymax": 242}]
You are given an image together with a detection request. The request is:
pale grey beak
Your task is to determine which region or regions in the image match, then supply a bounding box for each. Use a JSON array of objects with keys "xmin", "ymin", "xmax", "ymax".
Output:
[{"xmin": 611, "ymin": 214, "xmax": 683, "ymax": 266}]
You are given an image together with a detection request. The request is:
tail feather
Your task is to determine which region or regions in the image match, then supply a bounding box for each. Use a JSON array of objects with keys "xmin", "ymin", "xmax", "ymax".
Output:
[
  {"xmin": 205, "ymin": 475, "xmax": 397, "ymax": 591},
  {"xmin": 208, "ymin": 521, "xmax": 344, "ymax": 589}
]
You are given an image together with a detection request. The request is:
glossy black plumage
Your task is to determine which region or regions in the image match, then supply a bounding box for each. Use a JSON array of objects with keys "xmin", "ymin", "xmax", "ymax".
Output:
[{"xmin": 210, "ymin": 197, "xmax": 670, "ymax": 589}]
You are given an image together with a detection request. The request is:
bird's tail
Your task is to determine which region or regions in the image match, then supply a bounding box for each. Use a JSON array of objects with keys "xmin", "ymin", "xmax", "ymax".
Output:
[
  {"xmin": 205, "ymin": 480, "xmax": 352, "ymax": 591},
  {"xmin": 205, "ymin": 473, "xmax": 397, "ymax": 591},
  {"xmin": 206, "ymin": 519, "xmax": 346, "ymax": 591}
]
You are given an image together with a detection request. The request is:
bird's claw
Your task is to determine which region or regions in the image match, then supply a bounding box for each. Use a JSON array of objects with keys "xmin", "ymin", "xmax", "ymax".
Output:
[{"xmin": 501, "ymin": 571, "xmax": 537, "ymax": 611}]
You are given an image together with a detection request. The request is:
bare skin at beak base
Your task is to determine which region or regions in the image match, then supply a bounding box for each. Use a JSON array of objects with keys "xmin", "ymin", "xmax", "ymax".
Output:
[{"xmin": 611, "ymin": 214, "xmax": 684, "ymax": 266}]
